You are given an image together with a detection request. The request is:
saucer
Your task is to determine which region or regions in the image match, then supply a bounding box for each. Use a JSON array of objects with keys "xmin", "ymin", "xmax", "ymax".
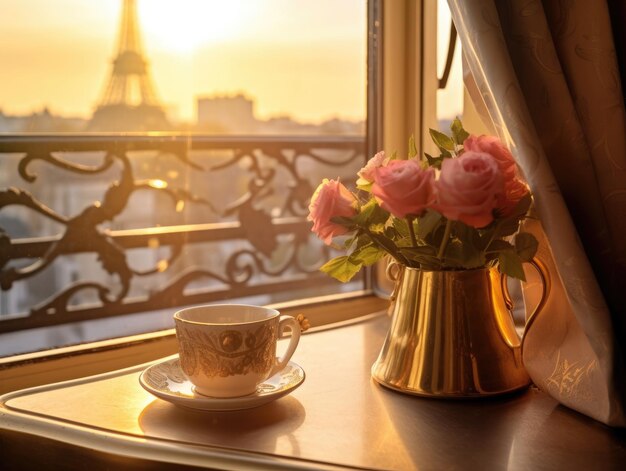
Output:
[{"xmin": 139, "ymin": 355, "xmax": 305, "ymax": 411}]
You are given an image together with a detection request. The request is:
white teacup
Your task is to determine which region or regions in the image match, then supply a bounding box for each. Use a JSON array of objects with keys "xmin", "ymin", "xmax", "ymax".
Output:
[{"xmin": 173, "ymin": 304, "xmax": 301, "ymax": 398}]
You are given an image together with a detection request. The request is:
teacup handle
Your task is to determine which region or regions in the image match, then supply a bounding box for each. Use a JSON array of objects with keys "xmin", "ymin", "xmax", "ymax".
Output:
[
  {"xmin": 498, "ymin": 257, "xmax": 551, "ymax": 348},
  {"xmin": 269, "ymin": 315, "xmax": 301, "ymax": 377}
]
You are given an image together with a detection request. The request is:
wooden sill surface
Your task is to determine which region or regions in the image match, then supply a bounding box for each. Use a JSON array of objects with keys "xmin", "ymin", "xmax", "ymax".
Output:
[{"xmin": 1, "ymin": 313, "xmax": 625, "ymax": 470}]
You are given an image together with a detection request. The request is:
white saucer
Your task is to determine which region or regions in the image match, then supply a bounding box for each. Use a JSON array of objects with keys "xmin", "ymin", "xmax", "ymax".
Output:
[{"xmin": 139, "ymin": 355, "xmax": 305, "ymax": 411}]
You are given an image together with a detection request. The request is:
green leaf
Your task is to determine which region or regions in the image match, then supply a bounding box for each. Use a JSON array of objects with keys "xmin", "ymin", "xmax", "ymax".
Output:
[
  {"xmin": 441, "ymin": 240, "xmax": 463, "ymax": 268},
  {"xmin": 451, "ymin": 221, "xmax": 475, "ymax": 243},
  {"xmin": 343, "ymin": 236, "xmax": 357, "ymax": 250},
  {"xmin": 424, "ymin": 152, "xmax": 444, "ymax": 169},
  {"xmin": 398, "ymin": 246, "xmax": 439, "ymax": 266},
  {"xmin": 515, "ymin": 232, "xmax": 538, "ymax": 262},
  {"xmin": 471, "ymin": 227, "xmax": 484, "ymax": 250},
  {"xmin": 486, "ymin": 239, "xmax": 515, "ymax": 253},
  {"xmin": 491, "ymin": 194, "xmax": 533, "ymax": 237},
  {"xmin": 354, "ymin": 199, "xmax": 377, "ymax": 223},
  {"xmin": 451, "ymin": 118, "xmax": 470, "ymax": 145},
  {"xmin": 369, "ymin": 223, "xmax": 386, "ymax": 234},
  {"xmin": 319, "ymin": 256, "xmax": 362, "ymax": 282},
  {"xmin": 354, "ymin": 233, "xmax": 372, "ymax": 250},
  {"xmin": 345, "ymin": 233, "xmax": 370, "ymax": 251},
  {"xmin": 392, "ymin": 217, "xmax": 410, "ymax": 239},
  {"xmin": 356, "ymin": 177, "xmax": 373, "ymax": 192},
  {"xmin": 443, "ymin": 240, "xmax": 486, "ymax": 269},
  {"xmin": 449, "ymin": 223, "xmax": 485, "ymax": 268},
  {"xmin": 354, "ymin": 199, "xmax": 389, "ymax": 227},
  {"xmin": 509, "ymin": 192, "xmax": 532, "ymax": 220},
  {"xmin": 351, "ymin": 244, "xmax": 386, "ymax": 267},
  {"xmin": 498, "ymin": 251, "xmax": 526, "ymax": 281},
  {"xmin": 425, "ymin": 221, "xmax": 446, "ymax": 248},
  {"xmin": 429, "ymin": 129, "xmax": 456, "ymax": 152},
  {"xmin": 495, "ymin": 217, "xmax": 521, "ymax": 238},
  {"xmin": 408, "ymin": 135, "xmax": 418, "ymax": 158},
  {"xmin": 493, "ymin": 193, "xmax": 533, "ymax": 236},
  {"xmin": 370, "ymin": 205, "xmax": 391, "ymax": 227},
  {"xmin": 383, "ymin": 224, "xmax": 401, "ymax": 241},
  {"xmin": 416, "ymin": 211, "xmax": 442, "ymax": 240},
  {"xmin": 366, "ymin": 230, "xmax": 404, "ymax": 260},
  {"xmin": 465, "ymin": 245, "xmax": 487, "ymax": 268}
]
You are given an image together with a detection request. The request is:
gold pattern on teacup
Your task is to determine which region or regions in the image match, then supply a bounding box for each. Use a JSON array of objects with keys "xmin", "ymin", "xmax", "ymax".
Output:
[
  {"xmin": 176, "ymin": 322, "xmax": 276, "ymax": 378},
  {"xmin": 176, "ymin": 333, "xmax": 198, "ymax": 377},
  {"xmin": 219, "ymin": 330, "xmax": 243, "ymax": 352},
  {"xmin": 145, "ymin": 358, "xmax": 302, "ymax": 398}
]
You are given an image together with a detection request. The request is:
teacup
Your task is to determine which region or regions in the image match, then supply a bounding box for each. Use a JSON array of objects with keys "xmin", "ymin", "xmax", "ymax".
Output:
[{"xmin": 173, "ymin": 304, "xmax": 301, "ymax": 398}]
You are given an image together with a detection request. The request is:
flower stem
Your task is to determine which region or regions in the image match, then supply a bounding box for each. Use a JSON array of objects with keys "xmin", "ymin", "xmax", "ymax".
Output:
[
  {"xmin": 437, "ymin": 220, "xmax": 453, "ymax": 261},
  {"xmin": 407, "ymin": 217, "xmax": 418, "ymax": 248}
]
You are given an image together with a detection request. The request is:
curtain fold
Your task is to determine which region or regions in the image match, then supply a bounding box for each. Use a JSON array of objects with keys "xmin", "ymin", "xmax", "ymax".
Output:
[
  {"xmin": 607, "ymin": 0, "xmax": 626, "ymax": 100},
  {"xmin": 448, "ymin": 0, "xmax": 626, "ymax": 426}
]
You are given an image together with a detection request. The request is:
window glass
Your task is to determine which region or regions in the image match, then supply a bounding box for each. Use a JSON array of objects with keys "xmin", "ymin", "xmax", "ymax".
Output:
[
  {"xmin": 0, "ymin": 0, "xmax": 368, "ymax": 356},
  {"xmin": 0, "ymin": 0, "xmax": 365, "ymax": 134}
]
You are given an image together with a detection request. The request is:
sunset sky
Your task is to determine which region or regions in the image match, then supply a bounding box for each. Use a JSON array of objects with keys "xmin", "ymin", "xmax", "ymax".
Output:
[{"xmin": 0, "ymin": 0, "xmax": 461, "ymax": 124}]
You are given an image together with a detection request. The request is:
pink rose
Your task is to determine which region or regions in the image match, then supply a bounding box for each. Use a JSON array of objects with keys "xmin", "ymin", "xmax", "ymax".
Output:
[
  {"xmin": 496, "ymin": 177, "xmax": 530, "ymax": 217},
  {"xmin": 464, "ymin": 135, "xmax": 517, "ymax": 181},
  {"xmin": 433, "ymin": 151, "xmax": 504, "ymax": 228},
  {"xmin": 358, "ymin": 151, "xmax": 387, "ymax": 182},
  {"xmin": 464, "ymin": 134, "xmax": 530, "ymax": 218},
  {"xmin": 308, "ymin": 179, "xmax": 357, "ymax": 245},
  {"xmin": 371, "ymin": 159, "xmax": 435, "ymax": 218}
]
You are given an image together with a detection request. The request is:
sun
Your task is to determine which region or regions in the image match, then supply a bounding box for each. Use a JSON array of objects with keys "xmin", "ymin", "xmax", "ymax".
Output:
[{"xmin": 138, "ymin": 0, "xmax": 256, "ymax": 53}]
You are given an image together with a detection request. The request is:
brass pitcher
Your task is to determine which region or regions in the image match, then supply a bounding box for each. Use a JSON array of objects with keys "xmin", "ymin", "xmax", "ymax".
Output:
[{"xmin": 371, "ymin": 261, "xmax": 549, "ymax": 397}]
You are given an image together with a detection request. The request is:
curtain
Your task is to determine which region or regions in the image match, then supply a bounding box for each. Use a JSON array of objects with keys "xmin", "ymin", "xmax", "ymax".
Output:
[{"xmin": 448, "ymin": 0, "xmax": 626, "ymax": 426}]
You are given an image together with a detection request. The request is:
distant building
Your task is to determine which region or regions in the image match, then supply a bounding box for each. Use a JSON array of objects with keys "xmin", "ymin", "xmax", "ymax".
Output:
[
  {"xmin": 197, "ymin": 94, "xmax": 257, "ymax": 134},
  {"xmin": 0, "ymin": 108, "xmax": 87, "ymax": 133},
  {"xmin": 196, "ymin": 95, "xmax": 364, "ymax": 135}
]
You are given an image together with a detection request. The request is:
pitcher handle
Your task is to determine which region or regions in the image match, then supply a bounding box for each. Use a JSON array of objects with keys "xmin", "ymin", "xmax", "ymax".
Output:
[
  {"xmin": 386, "ymin": 260, "xmax": 402, "ymax": 301},
  {"xmin": 385, "ymin": 260, "xmax": 404, "ymax": 316},
  {"xmin": 499, "ymin": 257, "xmax": 551, "ymax": 348}
]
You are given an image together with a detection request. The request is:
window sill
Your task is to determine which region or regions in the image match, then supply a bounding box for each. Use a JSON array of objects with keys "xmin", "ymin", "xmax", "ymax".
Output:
[
  {"xmin": 0, "ymin": 292, "xmax": 389, "ymax": 394},
  {"xmin": 1, "ymin": 309, "xmax": 624, "ymax": 470}
]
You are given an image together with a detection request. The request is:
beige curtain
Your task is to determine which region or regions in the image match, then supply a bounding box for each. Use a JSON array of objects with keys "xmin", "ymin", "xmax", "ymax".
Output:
[{"xmin": 448, "ymin": 0, "xmax": 626, "ymax": 426}]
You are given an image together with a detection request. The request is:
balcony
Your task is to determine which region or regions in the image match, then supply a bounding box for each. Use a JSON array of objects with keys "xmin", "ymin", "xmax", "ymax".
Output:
[{"xmin": 0, "ymin": 134, "xmax": 367, "ymax": 356}]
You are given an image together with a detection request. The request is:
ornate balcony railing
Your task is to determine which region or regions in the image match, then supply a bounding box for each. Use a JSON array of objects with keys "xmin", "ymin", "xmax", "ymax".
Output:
[{"xmin": 0, "ymin": 135, "xmax": 366, "ymax": 334}]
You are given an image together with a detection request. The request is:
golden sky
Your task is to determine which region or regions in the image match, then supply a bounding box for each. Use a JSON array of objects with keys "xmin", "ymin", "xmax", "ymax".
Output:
[
  {"xmin": 0, "ymin": 0, "xmax": 461, "ymax": 124},
  {"xmin": 0, "ymin": 0, "xmax": 367, "ymax": 124}
]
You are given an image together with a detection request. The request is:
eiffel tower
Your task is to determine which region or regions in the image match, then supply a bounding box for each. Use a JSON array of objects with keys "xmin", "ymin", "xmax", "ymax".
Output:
[{"xmin": 88, "ymin": 0, "xmax": 170, "ymax": 131}]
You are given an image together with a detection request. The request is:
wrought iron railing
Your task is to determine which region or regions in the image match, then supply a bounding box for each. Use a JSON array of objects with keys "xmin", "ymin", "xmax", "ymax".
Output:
[{"xmin": 0, "ymin": 135, "xmax": 366, "ymax": 334}]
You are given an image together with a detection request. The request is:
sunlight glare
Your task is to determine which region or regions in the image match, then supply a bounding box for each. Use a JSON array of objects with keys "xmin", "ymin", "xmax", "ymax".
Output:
[
  {"xmin": 139, "ymin": 0, "xmax": 254, "ymax": 53},
  {"xmin": 148, "ymin": 179, "xmax": 168, "ymax": 189}
]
